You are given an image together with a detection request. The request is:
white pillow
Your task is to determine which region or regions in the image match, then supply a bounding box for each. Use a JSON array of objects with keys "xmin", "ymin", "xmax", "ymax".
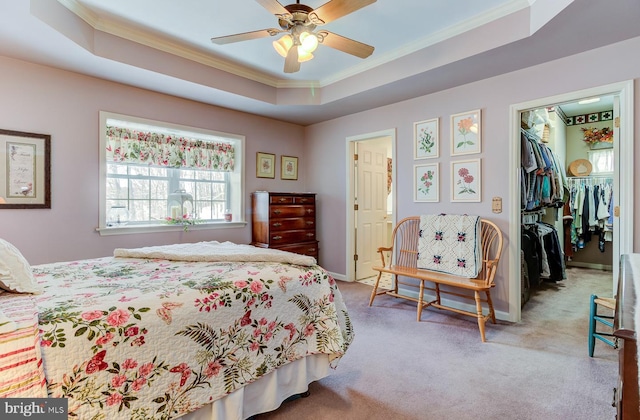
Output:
[
  {"xmin": 0, "ymin": 308, "xmax": 17, "ymax": 333},
  {"xmin": 0, "ymin": 239, "xmax": 43, "ymax": 294}
]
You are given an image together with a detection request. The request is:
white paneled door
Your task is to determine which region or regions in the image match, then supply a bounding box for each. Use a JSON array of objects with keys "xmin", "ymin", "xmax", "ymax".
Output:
[{"xmin": 355, "ymin": 141, "xmax": 388, "ymax": 280}]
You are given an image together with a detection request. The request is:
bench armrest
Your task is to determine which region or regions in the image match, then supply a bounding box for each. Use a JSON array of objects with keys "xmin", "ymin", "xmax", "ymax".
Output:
[{"xmin": 377, "ymin": 246, "xmax": 393, "ymax": 267}]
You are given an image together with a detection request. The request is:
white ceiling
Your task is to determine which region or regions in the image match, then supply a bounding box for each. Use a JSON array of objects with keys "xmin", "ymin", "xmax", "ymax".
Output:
[{"xmin": 1, "ymin": 0, "xmax": 639, "ymax": 125}]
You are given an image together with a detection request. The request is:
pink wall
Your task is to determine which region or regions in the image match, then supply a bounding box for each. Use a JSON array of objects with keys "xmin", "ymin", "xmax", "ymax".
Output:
[
  {"xmin": 2, "ymin": 35, "xmax": 640, "ymax": 315},
  {"xmin": 0, "ymin": 56, "xmax": 306, "ymax": 264},
  {"xmin": 304, "ymin": 36, "xmax": 640, "ymax": 312}
]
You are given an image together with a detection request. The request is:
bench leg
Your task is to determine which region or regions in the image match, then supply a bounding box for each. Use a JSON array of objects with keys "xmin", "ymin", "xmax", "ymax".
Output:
[
  {"xmin": 486, "ymin": 290, "xmax": 496, "ymax": 324},
  {"xmin": 368, "ymin": 272, "xmax": 384, "ymax": 306},
  {"xmin": 474, "ymin": 291, "xmax": 487, "ymax": 342},
  {"xmin": 417, "ymin": 280, "xmax": 425, "ymax": 322}
]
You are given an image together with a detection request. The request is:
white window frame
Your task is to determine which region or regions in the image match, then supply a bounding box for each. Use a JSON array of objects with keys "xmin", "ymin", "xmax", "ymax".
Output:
[
  {"xmin": 97, "ymin": 111, "xmax": 246, "ymax": 236},
  {"xmin": 587, "ymin": 148, "xmax": 614, "ymax": 176}
]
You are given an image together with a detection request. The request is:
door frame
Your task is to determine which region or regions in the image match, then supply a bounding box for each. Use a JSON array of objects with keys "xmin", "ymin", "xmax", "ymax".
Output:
[
  {"xmin": 507, "ymin": 80, "xmax": 634, "ymax": 322},
  {"xmin": 345, "ymin": 128, "xmax": 396, "ymax": 282}
]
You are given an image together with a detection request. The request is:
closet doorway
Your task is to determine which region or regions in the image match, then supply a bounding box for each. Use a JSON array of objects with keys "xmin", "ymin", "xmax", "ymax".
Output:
[{"xmin": 507, "ymin": 80, "xmax": 634, "ymax": 322}]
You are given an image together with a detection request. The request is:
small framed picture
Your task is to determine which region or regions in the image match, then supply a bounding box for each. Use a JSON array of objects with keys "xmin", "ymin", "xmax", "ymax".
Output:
[
  {"xmin": 451, "ymin": 158, "xmax": 481, "ymax": 202},
  {"xmin": 451, "ymin": 109, "xmax": 481, "ymax": 156},
  {"xmin": 414, "ymin": 118, "xmax": 439, "ymax": 159},
  {"xmin": 281, "ymin": 155, "xmax": 298, "ymax": 180},
  {"xmin": 414, "ymin": 163, "xmax": 439, "ymax": 202},
  {"xmin": 256, "ymin": 152, "xmax": 275, "ymax": 178}
]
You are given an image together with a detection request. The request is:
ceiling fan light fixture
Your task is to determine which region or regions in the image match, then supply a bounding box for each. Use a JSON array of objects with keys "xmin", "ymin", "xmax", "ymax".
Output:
[
  {"xmin": 297, "ymin": 49, "xmax": 314, "ymax": 62},
  {"xmin": 299, "ymin": 31, "xmax": 318, "ymax": 53},
  {"xmin": 273, "ymin": 34, "xmax": 293, "ymax": 57}
]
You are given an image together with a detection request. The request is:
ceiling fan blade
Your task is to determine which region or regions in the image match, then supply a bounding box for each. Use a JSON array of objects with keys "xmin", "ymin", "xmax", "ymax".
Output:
[
  {"xmin": 310, "ymin": 0, "xmax": 377, "ymax": 25},
  {"xmin": 318, "ymin": 31, "xmax": 374, "ymax": 58},
  {"xmin": 255, "ymin": 0, "xmax": 292, "ymax": 19},
  {"xmin": 211, "ymin": 29, "xmax": 281, "ymax": 45},
  {"xmin": 284, "ymin": 46, "xmax": 300, "ymax": 73}
]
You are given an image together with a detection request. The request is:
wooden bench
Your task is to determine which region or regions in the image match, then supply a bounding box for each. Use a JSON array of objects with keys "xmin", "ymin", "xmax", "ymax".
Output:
[{"xmin": 368, "ymin": 216, "xmax": 504, "ymax": 342}]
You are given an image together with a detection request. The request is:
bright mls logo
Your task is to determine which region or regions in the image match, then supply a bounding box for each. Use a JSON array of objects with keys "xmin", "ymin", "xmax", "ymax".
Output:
[{"xmin": 1, "ymin": 398, "xmax": 67, "ymax": 419}]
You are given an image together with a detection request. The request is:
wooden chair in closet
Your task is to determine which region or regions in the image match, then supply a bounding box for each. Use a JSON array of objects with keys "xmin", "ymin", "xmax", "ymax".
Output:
[{"xmin": 588, "ymin": 294, "xmax": 617, "ymax": 357}]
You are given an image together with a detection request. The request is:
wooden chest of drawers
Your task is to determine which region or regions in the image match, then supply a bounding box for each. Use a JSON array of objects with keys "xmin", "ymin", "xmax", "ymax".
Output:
[
  {"xmin": 251, "ymin": 192, "xmax": 319, "ymax": 261},
  {"xmin": 614, "ymin": 254, "xmax": 640, "ymax": 420}
]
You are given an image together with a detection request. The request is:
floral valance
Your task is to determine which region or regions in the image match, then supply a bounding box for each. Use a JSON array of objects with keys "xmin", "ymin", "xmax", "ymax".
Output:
[{"xmin": 105, "ymin": 126, "xmax": 235, "ymax": 171}]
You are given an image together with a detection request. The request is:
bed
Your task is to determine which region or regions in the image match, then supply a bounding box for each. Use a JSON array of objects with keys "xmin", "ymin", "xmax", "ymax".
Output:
[{"xmin": 0, "ymin": 240, "xmax": 354, "ymax": 419}]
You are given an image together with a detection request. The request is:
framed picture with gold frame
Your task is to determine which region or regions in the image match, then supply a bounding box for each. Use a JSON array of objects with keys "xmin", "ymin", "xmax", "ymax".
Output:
[
  {"xmin": 256, "ymin": 152, "xmax": 275, "ymax": 178},
  {"xmin": 281, "ymin": 155, "xmax": 298, "ymax": 180}
]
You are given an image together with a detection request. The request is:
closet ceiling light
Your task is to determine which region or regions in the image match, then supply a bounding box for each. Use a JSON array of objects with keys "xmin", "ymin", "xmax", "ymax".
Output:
[{"xmin": 578, "ymin": 97, "xmax": 601, "ymax": 105}]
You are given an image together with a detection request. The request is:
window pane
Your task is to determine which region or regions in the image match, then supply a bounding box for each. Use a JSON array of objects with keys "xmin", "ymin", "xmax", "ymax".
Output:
[
  {"xmin": 107, "ymin": 163, "xmax": 128, "ymax": 175},
  {"xmin": 106, "ymin": 178, "xmax": 129, "ymax": 199},
  {"xmin": 196, "ymin": 182, "xmax": 212, "ymax": 200},
  {"xmin": 129, "ymin": 200, "xmax": 150, "ymax": 222},
  {"xmin": 150, "ymin": 199, "xmax": 167, "ymax": 221},
  {"xmin": 130, "ymin": 179, "xmax": 150, "ymax": 199},
  {"xmin": 588, "ymin": 149, "xmax": 614, "ymax": 173},
  {"xmin": 150, "ymin": 180, "xmax": 169, "ymax": 199},
  {"xmin": 195, "ymin": 170, "xmax": 211, "ymax": 181},
  {"xmin": 212, "ymin": 183, "xmax": 225, "ymax": 200},
  {"xmin": 130, "ymin": 166, "xmax": 149, "ymax": 177},
  {"xmin": 150, "ymin": 167, "xmax": 167, "ymax": 177}
]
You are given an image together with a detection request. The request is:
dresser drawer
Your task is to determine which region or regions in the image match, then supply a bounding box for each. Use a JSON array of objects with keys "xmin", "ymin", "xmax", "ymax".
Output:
[
  {"xmin": 269, "ymin": 230, "xmax": 316, "ymax": 244},
  {"xmin": 270, "ymin": 217, "xmax": 315, "ymax": 231},
  {"xmin": 274, "ymin": 242, "xmax": 319, "ymax": 259},
  {"xmin": 270, "ymin": 205, "xmax": 314, "ymax": 218},
  {"xmin": 270, "ymin": 195, "xmax": 295, "ymax": 204}
]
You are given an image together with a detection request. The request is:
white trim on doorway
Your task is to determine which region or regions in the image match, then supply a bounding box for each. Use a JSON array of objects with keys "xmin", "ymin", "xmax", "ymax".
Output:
[
  {"xmin": 345, "ymin": 128, "xmax": 397, "ymax": 282},
  {"xmin": 507, "ymin": 80, "xmax": 634, "ymax": 322}
]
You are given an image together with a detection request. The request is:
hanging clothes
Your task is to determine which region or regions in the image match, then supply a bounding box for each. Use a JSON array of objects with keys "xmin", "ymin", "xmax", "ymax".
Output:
[
  {"xmin": 520, "ymin": 128, "xmax": 568, "ymax": 211},
  {"xmin": 566, "ymin": 177, "xmax": 613, "ymax": 254}
]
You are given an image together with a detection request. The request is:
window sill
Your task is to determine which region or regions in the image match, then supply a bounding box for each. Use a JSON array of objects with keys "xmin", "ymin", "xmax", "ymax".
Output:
[{"xmin": 96, "ymin": 221, "xmax": 247, "ymax": 236}]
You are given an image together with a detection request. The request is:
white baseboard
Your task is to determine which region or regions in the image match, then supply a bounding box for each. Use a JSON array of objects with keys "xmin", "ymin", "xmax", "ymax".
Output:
[{"xmin": 566, "ymin": 262, "xmax": 613, "ymax": 271}]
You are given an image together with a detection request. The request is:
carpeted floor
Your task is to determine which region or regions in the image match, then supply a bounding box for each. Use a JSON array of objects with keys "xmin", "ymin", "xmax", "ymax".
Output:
[{"xmin": 257, "ymin": 267, "xmax": 617, "ymax": 420}]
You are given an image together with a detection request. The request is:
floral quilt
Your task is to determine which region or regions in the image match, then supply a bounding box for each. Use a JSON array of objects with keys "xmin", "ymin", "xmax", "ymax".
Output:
[{"xmin": 30, "ymin": 254, "xmax": 353, "ymax": 419}]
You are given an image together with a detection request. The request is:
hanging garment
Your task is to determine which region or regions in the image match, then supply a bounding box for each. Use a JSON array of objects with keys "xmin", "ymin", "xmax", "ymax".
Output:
[{"xmin": 521, "ymin": 227, "xmax": 542, "ymax": 287}]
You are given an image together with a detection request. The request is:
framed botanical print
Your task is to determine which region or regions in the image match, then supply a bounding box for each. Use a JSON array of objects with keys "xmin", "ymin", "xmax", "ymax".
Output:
[
  {"xmin": 414, "ymin": 163, "xmax": 439, "ymax": 202},
  {"xmin": 256, "ymin": 152, "xmax": 275, "ymax": 178},
  {"xmin": 450, "ymin": 109, "xmax": 481, "ymax": 156},
  {"xmin": 0, "ymin": 129, "xmax": 51, "ymax": 209},
  {"xmin": 281, "ymin": 155, "xmax": 298, "ymax": 180},
  {"xmin": 413, "ymin": 118, "xmax": 439, "ymax": 159},
  {"xmin": 451, "ymin": 158, "xmax": 481, "ymax": 202}
]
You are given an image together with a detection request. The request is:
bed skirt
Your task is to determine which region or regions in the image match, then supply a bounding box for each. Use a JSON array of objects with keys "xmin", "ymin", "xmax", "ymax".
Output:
[{"xmin": 181, "ymin": 353, "xmax": 331, "ymax": 420}]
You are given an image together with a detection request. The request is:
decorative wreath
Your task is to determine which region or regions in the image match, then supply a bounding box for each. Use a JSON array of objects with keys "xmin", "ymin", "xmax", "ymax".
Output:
[{"xmin": 581, "ymin": 126, "xmax": 613, "ymax": 145}]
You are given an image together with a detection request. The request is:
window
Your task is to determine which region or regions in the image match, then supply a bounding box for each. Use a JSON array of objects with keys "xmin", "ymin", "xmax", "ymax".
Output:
[
  {"xmin": 588, "ymin": 149, "xmax": 614, "ymax": 175},
  {"xmin": 99, "ymin": 112, "xmax": 244, "ymax": 235}
]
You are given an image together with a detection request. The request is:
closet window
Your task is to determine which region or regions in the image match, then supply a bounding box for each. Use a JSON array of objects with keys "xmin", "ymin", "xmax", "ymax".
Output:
[{"xmin": 588, "ymin": 149, "xmax": 614, "ymax": 175}]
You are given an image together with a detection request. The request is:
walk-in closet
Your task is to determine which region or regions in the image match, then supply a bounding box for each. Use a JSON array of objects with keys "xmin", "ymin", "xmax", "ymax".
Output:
[{"xmin": 520, "ymin": 98, "xmax": 615, "ymax": 309}]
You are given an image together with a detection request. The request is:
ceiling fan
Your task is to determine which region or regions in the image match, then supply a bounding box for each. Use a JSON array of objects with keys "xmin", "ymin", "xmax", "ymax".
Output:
[{"xmin": 211, "ymin": 0, "xmax": 376, "ymax": 73}]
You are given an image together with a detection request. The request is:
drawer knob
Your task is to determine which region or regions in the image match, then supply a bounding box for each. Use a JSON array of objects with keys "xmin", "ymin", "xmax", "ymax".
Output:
[
  {"xmin": 279, "ymin": 198, "xmax": 287, "ymax": 202},
  {"xmin": 272, "ymin": 222, "xmax": 282, "ymax": 227},
  {"xmin": 274, "ymin": 209, "xmax": 281, "ymax": 215},
  {"xmin": 272, "ymin": 235, "xmax": 282, "ymax": 240},
  {"xmin": 308, "ymin": 248, "xmax": 316, "ymax": 252},
  {"xmin": 306, "ymin": 209, "xmax": 313, "ymax": 214},
  {"xmin": 306, "ymin": 221, "xmax": 314, "ymax": 225},
  {"xmin": 306, "ymin": 233, "xmax": 315, "ymax": 238}
]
